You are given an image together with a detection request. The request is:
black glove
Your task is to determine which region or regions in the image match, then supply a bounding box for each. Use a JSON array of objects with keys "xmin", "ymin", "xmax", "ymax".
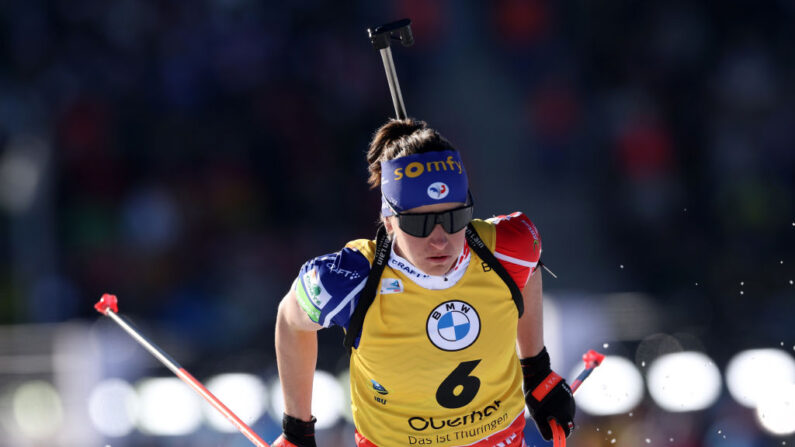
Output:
[
  {"xmin": 521, "ymin": 347, "xmax": 575, "ymax": 440},
  {"xmin": 274, "ymin": 413, "xmax": 317, "ymax": 447}
]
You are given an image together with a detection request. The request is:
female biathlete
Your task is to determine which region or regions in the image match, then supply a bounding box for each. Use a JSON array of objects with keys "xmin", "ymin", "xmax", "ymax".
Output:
[{"xmin": 273, "ymin": 119, "xmax": 575, "ymax": 447}]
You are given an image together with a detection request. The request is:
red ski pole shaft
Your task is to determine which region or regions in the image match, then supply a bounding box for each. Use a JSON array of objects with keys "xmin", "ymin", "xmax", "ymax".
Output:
[{"xmin": 94, "ymin": 294, "xmax": 270, "ymax": 447}]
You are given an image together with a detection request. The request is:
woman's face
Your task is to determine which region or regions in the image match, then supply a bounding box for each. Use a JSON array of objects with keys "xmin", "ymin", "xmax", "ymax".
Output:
[{"xmin": 385, "ymin": 202, "xmax": 468, "ymax": 276}]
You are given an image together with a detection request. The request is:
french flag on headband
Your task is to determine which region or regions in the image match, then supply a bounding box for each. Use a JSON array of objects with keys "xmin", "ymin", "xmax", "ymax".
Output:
[{"xmin": 380, "ymin": 150, "xmax": 469, "ymax": 216}]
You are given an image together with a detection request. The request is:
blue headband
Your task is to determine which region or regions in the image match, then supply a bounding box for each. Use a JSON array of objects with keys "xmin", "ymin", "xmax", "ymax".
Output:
[{"xmin": 380, "ymin": 150, "xmax": 468, "ymax": 216}]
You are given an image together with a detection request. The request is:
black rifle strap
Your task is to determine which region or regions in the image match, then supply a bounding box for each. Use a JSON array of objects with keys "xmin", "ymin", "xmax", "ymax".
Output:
[
  {"xmin": 465, "ymin": 223, "xmax": 524, "ymax": 318},
  {"xmin": 343, "ymin": 225, "xmax": 391, "ymax": 352}
]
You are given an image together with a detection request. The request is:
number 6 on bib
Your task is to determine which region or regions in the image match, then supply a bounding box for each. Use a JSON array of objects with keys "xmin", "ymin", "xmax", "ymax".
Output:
[{"xmin": 436, "ymin": 360, "xmax": 481, "ymax": 408}]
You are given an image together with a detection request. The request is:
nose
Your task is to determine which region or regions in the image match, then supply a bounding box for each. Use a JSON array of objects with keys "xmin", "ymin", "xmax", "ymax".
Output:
[{"xmin": 427, "ymin": 224, "xmax": 449, "ymax": 249}]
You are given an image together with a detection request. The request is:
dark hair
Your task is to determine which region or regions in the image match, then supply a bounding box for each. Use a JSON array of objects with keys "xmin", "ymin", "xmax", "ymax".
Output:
[{"xmin": 366, "ymin": 118, "xmax": 456, "ymax": 189}]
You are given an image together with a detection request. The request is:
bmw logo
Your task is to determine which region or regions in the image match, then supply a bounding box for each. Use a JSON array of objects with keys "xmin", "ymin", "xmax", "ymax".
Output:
[{"xmin": 426, "ymin": 300, "xmax": 480, "ymax": 351}]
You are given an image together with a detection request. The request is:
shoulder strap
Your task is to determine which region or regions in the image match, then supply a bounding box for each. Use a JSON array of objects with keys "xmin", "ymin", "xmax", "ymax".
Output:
[
  {"xmin": 465, "ymin": 223, "xmax": 524, "ymax": 318},
  {"xmin": 343, "ymin": 225, "xmax": 391, "ymax": 353}
]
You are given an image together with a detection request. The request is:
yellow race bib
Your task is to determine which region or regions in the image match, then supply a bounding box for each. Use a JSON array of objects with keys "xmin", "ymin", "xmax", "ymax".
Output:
[{"xmin": 347, "ymin": 220, "xmax": 525, "ymax": 446}]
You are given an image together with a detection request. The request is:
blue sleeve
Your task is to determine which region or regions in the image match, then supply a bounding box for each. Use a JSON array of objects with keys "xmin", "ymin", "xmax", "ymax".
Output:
[{"xmin": 293, "ymin": 247, "xmax": 371, "ymax": 328}]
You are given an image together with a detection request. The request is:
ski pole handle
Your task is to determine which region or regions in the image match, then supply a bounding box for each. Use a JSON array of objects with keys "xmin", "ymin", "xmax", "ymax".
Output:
[{"xmin": 570, "ymin": 349, "xmax": 605, "ymax": 393}]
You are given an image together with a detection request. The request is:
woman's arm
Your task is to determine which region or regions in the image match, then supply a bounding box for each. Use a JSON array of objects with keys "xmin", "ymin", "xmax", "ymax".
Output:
[
  {"xmin": 516, "ymin": 268, "xmax": 544, "ymax": 358},
  {"xmin": 275, "ymin": 288, "xmax": 323, "ymax": 421},
  {"xmin": 515, "ymin": 268, "xmax": 576, "ymax": 440}
]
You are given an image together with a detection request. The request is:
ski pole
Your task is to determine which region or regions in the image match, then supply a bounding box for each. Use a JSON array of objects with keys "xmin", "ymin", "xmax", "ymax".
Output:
[
  {"xmin": 94, "ymin": 293, "xmax": 270, "ymax": 447},
  {"xmin": 550, "ymin": 349, "xmax": 606, "ymax": 447},
  {"xmin": 569, "ymin": 349, "xmax": 606, "ymax": 393},
  {"xmin": 367, "ymin": 18, "xmax": 414, "ymax": 119}
]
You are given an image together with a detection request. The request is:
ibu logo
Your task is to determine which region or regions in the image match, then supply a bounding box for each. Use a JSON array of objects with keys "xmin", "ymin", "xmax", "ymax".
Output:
[
  {"xmin": 426, "ymin": 300, "xmax": 480, "ymax": 351},
  {"xmin": 427, "ymin": 182, "xmax": 449, "ymax": 200},
  {"xmin": 371, "ymin": 379, "xmax": 389, "ymax": 395}
]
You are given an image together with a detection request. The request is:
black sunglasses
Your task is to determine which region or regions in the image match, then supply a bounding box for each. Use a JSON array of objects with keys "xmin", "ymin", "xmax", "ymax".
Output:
[{"xmin": 387, "ymin": 192, "xmax": 474, "ymax": 238}]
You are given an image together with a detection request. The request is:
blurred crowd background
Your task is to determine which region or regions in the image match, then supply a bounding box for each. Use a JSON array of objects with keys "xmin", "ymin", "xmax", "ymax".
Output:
[{"xmin": 0, "ymin": 1, "xmax": 793, "ymax": 446}]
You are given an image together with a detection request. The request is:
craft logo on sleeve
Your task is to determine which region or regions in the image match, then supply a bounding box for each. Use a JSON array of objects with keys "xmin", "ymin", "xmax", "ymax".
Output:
[{"xmin": 426, "ymin": 300, "xmax": 480, "ymax": 351}]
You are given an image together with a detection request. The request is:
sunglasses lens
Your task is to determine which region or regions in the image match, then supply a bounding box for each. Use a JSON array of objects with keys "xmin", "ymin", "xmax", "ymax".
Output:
[
  {"xmin": 421, "ymin": 214, "xmax": 436, "ymax": 237},
  {"xmin": 396, "ymin": 214, "xmax": 434, "ymax": 237},
  {"xmin": 447, "ymin": 206, "xmax": 473, "ymax": 233},
  {"xmin": 397, "ymin": 205, "xmax": 473, "ymax": 237}
]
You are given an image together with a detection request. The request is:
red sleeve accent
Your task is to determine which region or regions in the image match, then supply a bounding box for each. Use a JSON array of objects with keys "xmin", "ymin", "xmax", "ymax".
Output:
[{"xmin": 490, "ymin": 212, "xmax": 542, "ymax": 290}]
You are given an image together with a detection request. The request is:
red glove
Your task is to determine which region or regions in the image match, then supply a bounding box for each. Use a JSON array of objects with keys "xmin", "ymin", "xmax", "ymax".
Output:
[{"xmin": 521, "ymin": 347, "xmax": 576, "ymax": 440}]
